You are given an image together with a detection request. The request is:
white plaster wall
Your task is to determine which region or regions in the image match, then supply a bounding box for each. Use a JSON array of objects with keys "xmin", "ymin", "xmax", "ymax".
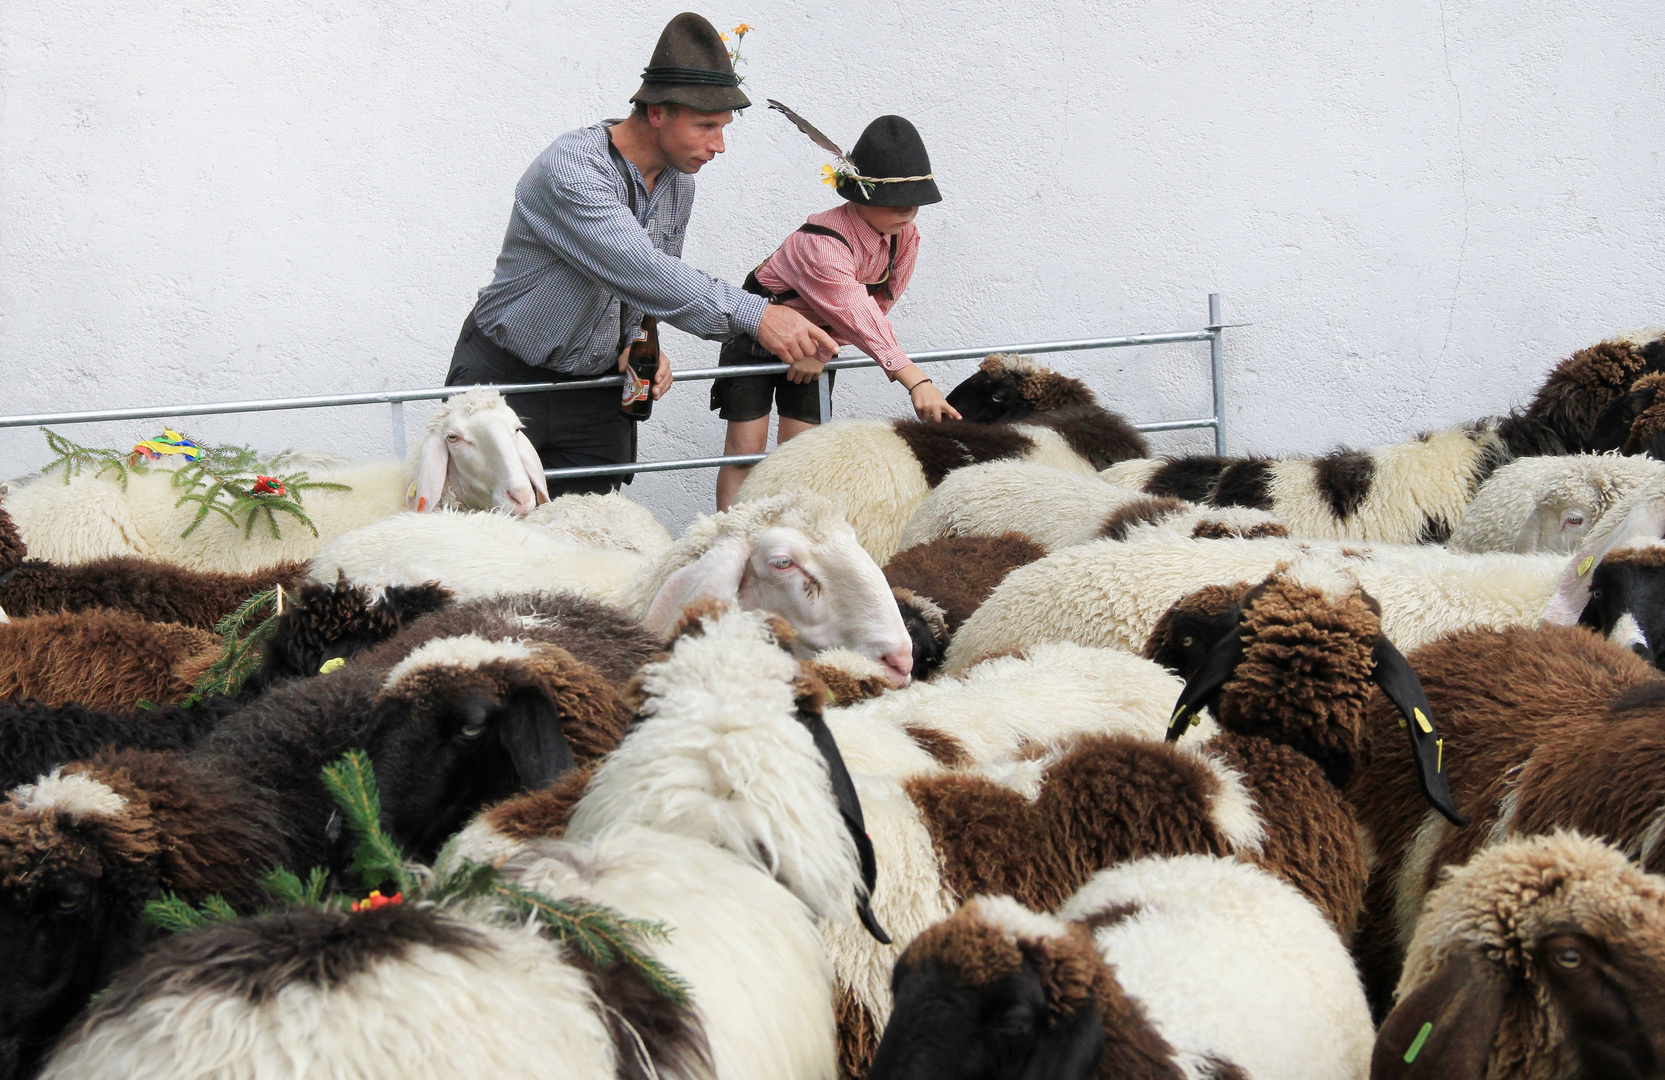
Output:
[{"xmin": 3, "ymin": 0, "xmax": 1662, "ymax": 533}]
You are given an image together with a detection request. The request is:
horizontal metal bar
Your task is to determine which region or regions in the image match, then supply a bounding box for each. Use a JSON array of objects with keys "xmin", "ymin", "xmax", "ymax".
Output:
[
  {"xmin": 0, "ymin": 329, "xmax": 1215, "ymax": 429},
  {"xmin": 544, "ymin": 417, "xmax": 1220, "ymax": 481},
  {"xmin": 546, "ymin": 452, "xmax": 767, "ymax": 480}
]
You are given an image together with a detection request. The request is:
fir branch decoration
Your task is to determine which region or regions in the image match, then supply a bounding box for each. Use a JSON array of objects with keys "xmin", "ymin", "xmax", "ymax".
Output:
[
  {"xmin": 320, "ymin": 750, "xmax": 417, "ymax": 898},
  {"xmin": 39, "ymin": 428, "xmax": 140, "ymax": 489},
  {"xmin": 35, "ymin": 428, "xmax": 350, "ymax": 541},
  {"xmin": 143, "ymin": 891, "xmax": 241, "ymax": 933},
  {"xmin": 136, "ymin": 752, "xmax": 691, "ymax": 1003},
  {"xmin": 184, "ymin": 586, "xmax": 281, "ymax": 703}
]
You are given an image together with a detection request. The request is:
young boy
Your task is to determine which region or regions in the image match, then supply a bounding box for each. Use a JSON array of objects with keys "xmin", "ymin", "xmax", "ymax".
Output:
[{"xmin": 712, "ymin": 113, "xmax": 960, "ymax": 509}]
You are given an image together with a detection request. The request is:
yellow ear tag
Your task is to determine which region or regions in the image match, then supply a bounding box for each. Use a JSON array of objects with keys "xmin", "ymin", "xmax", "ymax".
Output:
[
  {"xmin": 407, "ymin": 481, "xmax": 418, "ymax": 499},
  {"xmin": 1190, "ymin": 714, "xmax": 1201, "ymax": 727},
  {"xmin": 1436, "ymin": 737, "xmax": 1444, "ymax": 773},
  {"xmin": 319, "ymin": 657, "xmax": 346, "ymax": 674},
  {"xmin": 1414, "ymin": 708, "xmax": 1433, "ymax": 734},
  {"xmin": 1578, "ymin": 556, "xmax": 1595, "ymax": 577}
]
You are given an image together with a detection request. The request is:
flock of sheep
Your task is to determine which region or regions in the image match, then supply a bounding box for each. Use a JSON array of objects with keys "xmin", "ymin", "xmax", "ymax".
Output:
[{"xmin": 3, "ymin": 330, "xmax": 1665, "ymax": 1079}]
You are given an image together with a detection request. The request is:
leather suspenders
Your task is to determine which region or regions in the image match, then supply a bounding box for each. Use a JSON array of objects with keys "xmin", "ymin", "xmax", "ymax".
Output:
[{"xmin": 743, "ymin": 223, "xmax": 898, "ymax": 303}]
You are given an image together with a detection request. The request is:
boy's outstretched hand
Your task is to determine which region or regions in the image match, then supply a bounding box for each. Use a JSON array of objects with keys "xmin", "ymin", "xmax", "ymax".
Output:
[
  {"xmin": 757, "ymin": 303, "xmax": 838, "ymax": 363},
  {"xmin": 910, "ymin": 380, "xmax": 961, "ymax": 422}
]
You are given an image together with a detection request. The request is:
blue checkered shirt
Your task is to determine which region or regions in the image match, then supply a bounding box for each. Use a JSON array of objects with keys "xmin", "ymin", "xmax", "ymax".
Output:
[{"xmin": 473, "ymin": 121, "xmax": 768, "ymax": 375}]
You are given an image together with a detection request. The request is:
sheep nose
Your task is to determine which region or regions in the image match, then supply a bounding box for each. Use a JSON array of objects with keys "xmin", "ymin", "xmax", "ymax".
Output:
[
  {"xmin": 879, "ymin": 648, "xmax": 913, "ymax": 688},
  {"xmin": 504, "ymin": 486, "xmax": 534, "ymax": 515}
]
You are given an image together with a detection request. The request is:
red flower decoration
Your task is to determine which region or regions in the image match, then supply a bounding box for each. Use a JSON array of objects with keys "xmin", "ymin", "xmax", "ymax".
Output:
[
  {"xmin": 251, "ymin": 475, "xmax": 287, "ymax": 497},
  {"xmin": 352, "ymin": 890, "xmax": 403, "ymax": 912}
]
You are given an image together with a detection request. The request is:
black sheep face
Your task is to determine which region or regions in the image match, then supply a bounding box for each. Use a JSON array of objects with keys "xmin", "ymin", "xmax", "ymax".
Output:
[
  {"xmin": 0, "ymin": 792, "xmax": 156, "ymax": 1080},
  {"xmin": 1580, "ymin": 552, "xmax": 1665, "ymax": 668},
  {"xmin": 868, "ymin": 960, "xmax": 1104, "ymax": 1080},
  {"xmin": 369, "ymin": 658, "xmax": 573, "ymax": 862},
  {"xmin": 945, "ymin": 370, "xmax": 1033, "ymax": 425}
]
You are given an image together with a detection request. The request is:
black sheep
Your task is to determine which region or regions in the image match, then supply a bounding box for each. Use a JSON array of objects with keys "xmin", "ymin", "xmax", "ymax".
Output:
[
  {"xmin": 0, "ymin": 696, "xmax": 244, "ymax": 792},
  {"xmin": 250, "ymin": 576, "xmax": 453, "ymax": 691}
]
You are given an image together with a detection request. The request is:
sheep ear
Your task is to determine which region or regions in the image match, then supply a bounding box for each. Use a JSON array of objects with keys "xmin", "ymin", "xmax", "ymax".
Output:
[
  {"xmin": 410, "ymin": 435, "xmax": 451, "ymax": 513},
  {"xmin": 1166, "ymin": 623, "xmax": 1245, "ymax": 741},
  {"xmin": 804, "ymin": 711, "xmax": 890, "ymax": 944},
  {"xmin": 496, "ymin": 688, "xmax": 576, "ymax": 791},
  {"xmin": 643, "ymin": 538, "xmax": 752, "ymax": 641},
  {"xmin": 1372, "ymin": 638, "xmax": 1467, "ymax": 827},
  {"xmin": 1371, "ymin": 949, "xmax": 1506, "ymax": 1080},
  {"xmin": 1544, "ymin": 500, "xmax": 1665, "ymax": 624},
  {"xmin": 515, "ymin": 430, "xmax": 551, "ymax": 505}
]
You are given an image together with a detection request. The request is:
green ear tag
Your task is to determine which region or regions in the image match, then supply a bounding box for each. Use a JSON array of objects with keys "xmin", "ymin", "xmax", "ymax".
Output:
[
  {"xmin": 1579, "ymin": 556, "xmax": 1595, "ymax": 577},
  {"xmin": 1403, "ymin": 1020, "xmax": 1433, "ymax": 1064},
  {"xmin": 1414, "ymin": 708, "xmax": 1433, "ymax": 734},
  {"xmin": 320, "ymin": 657, "xmax": 346, "ymax": 674}
]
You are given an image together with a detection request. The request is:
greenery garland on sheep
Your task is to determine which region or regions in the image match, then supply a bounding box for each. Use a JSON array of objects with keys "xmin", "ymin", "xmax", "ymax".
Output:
[
  {"xmin": 144, "ymin": 749, "xmax": 690, "ymax": 1003},
  {"xmin": 39, "ymin": 427, "xmax": 349, "ymax": 541}
]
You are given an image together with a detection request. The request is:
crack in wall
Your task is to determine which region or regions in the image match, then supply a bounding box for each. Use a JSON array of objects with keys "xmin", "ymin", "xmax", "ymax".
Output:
[{"xmin": 1435, "ymin": 0, "xmax": 1471, "ymax": 367}]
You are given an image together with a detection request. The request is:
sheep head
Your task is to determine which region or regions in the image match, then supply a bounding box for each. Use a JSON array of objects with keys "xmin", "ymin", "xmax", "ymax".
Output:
[
  {"xmin": 1165, "ymin": 556, "xmax": 1464, "ymax": 825},
  {"xmin": 869, "ymin": 896, "xmax": 1144, "ymax": 1080},
  {"xmin": 0, "ymin": 766, "xmax": 162, "ymax": 1078},
  {"xmin": 641, "ymin": 494, "xmax": 915, "ymax": 686},
  {"xmin": 371, "ymin": 635, "xmax": 628, "ymax": 862},
  {"xmin": 406, "ymin": 387, "xmax": 549, "ymax": 515},
  {"xmin": 944, "ymin": 354, "xmax": 1096, "ymax": 424},
  {"xmin": 254, "ymin": 576, "xmax": 453, "ymax": 689},
  {"xmin": 1543, "ymin": 484, "xmax": 1665, "ymax": 669},
  {"xmin": 1374, "ymin": 831, "xmax": 1665, "ymax": 1080},
  {"xmin": 570, "ymin": 606, "xmax": 886, "ymax": 941}
]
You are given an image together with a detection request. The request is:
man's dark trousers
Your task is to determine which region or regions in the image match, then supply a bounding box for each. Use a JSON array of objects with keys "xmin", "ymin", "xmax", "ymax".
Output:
[{"xmin": 445, "ymin": 311, "xmax": 635, "ymax": 497}]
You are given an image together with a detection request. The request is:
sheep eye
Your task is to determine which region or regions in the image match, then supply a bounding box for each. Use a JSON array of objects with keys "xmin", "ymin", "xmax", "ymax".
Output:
[
  {"xmin": 1565, "ymin": 512, "xmax": 1586, "ymax": 528},
  {"xmin": 458, "ymin": 723, "xmax": 485, "ymax": 740},
  {"xmin": 445, "ymin": 433, "xmax": 461, "ymax": 443},
  {"xmin": 1485, "ymin": 946, "xmax": 1504, "ymax": 962},
  {"xmin": 1555, "ymin": 947, "xmax": 1583, "ymax": 970},
  {"xmin": 1181, "ymin": 636, "xmax": 1194, "ymax": 648},
  {"xmin": 768, "ymin": 557, "xmax": 794, "ymax": 571},
  {"xmin": 54, "ymin": 894, "xmax": 83, "ymax": 913}
]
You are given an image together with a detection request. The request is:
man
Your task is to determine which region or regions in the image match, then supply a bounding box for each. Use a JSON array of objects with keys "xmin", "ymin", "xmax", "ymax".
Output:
[{"xmin": 446, "ymin": 12, "xmax": 836, "ymax": 495}]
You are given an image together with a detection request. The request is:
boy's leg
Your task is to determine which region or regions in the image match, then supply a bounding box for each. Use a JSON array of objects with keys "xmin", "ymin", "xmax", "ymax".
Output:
[
  {"xmin": 777, "ymin": 417, "xmax": 817, "ymax": 444},
  {"xmin": 717, "ymin": 416, "xmax": 771, "ymax": 511}
]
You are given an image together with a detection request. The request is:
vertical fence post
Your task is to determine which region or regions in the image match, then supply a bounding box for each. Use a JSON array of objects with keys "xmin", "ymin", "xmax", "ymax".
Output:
[
  {"xmin": 1208, "ymin": 293, "xmax": 1225, "ymax": 456},
  {"xmin": 390, "ymin": 401, "xmax": 406, "ymax": 459},
  {"xmin": 817, "ymin": 371, "xmax": 831, "ymax": 425}
]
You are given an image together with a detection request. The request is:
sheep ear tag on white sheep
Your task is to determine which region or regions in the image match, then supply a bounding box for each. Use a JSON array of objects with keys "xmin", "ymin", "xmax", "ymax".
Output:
[
  {"xmin": 1368, "ymin": 947, "xmax": 1506, "ymax": 1080},
  {"xmin": 1165, "ymin": 624, "xmax": 1247, "ymax": 742},
  {"xmin": 805, "ymin": 710, "xmax": 890, "ymax": 944},
  {"xmin": 1371, "ymin": 638, "xmax": 1467, "ymax": 827},
  {"xmin": 409, "ymin": 435, "xmax": 454, "ymax": 513}
]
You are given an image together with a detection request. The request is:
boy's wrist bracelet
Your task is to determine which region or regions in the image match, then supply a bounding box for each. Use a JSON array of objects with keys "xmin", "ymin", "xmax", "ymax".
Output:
[{"xmin": 907, "ymin": 378, "xmax": 932, "ymax": 392}]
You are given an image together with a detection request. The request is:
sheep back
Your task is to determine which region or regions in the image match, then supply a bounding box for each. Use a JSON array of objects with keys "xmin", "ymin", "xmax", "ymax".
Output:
[{"xmin": 0, "ymin": 610, "xmax": 220, "ymax": 711}]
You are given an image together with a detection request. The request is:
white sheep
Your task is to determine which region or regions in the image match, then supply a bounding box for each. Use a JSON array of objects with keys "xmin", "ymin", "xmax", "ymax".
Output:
[
  {"xmin": 450, "ymin": 605, "xmax": 888, "ymax": 1079},
  {"xmin": 868, "ymin": 854, "xmax": 1374, "ymax": 1080},
  {"xmin": 6, "ymin": 388, "xmax": 546, "ymax": 573},
  {"xmin": 734, "ymin": 356, "xmax": 1150, "ymax": 563},
  {"xmin": 942, "ymin": 536, "xmax": 1565, "ymax": 676},
  {"xmin": 1448, "ymin": 453, "xmax": 1665, "ymax": 554},
  {"xmin": 309, "ymin": 492, "xmax": 918, "ymax": 683}
]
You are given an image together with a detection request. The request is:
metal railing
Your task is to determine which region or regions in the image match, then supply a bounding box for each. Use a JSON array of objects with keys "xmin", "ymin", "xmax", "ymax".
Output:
[{"xmin": 0, "ymin": 294, "xmax": 1228, "ymax": 478}]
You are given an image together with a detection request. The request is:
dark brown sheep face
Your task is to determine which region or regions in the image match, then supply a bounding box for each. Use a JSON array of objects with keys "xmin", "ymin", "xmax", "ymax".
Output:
[
  {"xmin": 254, "ymin": 579, "xmax": 453, "ymax": 691},
  {"xmin": 370, "ymin": 656, "xmax": 577, "ymax": 863},
  {"xmin": 1143, "ymin": 582, "xmax": 1253, "ymax": 679},
  {"xmin": 0, "ymin": 789, "xmax": 160, "ymax": 1080},
  {"xmin": 1538, "ymin": 932, "xmax": 1665, "ymax": 1080},
  {"xmin": 944, "ymin": 369, "xmax": 1036, "ymax": 425},
  {"xmin": 870, "ymin": 955, "xmax": 1104, "ymax": 1080}
]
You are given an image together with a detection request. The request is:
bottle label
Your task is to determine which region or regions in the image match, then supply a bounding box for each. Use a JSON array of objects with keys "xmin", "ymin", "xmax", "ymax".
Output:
[
  {"xmin": 634, "ymin": 327, "xmax": 650, "ymax": 343},
  {"xmin": 622, "ymin": 366, "xmax": 651, "ymax": 406}
]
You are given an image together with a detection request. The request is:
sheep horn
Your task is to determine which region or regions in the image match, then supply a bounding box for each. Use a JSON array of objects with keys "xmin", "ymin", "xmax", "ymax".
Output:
[
  {"xmin": 1166, "ymin": 623, "xmax": 1246, "ymax": 741},
  {"xmin": 1371, "ymin": 637, "xmax": 1468, "ymax": 827}
]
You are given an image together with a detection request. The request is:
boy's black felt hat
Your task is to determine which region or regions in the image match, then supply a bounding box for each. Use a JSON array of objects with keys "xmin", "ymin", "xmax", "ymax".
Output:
[
  {"xmin": 839, "ymin": 115, "xmax": 942, "ymax": 207},
  {"xmin": 631, "ymin": 13, "xmax": 751, "ymax": 113}
]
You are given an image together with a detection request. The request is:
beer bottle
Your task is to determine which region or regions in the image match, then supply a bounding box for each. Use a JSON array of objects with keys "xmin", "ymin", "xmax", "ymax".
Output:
[{"xmin": 621, "ymin": 316, "xmax": 659, "ymax": 421}]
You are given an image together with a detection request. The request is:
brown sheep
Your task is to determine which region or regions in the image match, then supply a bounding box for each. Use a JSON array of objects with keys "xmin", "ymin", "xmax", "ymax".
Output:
[{"xmin": 0, "ymin": 610, "xmax": 222, "ymax": 710}]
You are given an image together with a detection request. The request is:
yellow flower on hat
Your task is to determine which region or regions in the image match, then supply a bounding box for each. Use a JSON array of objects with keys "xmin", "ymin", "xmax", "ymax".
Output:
[
  {"xmin": 720, "ymin": 32, "xmax": 730, "ymax": 41},
  {"xmin": 732, "ymin": 22, "xmax": 754, "ymax": 35},
  {"xmin": 821, "ymin": 164, "xmax": 838, "ymax": 187}
]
